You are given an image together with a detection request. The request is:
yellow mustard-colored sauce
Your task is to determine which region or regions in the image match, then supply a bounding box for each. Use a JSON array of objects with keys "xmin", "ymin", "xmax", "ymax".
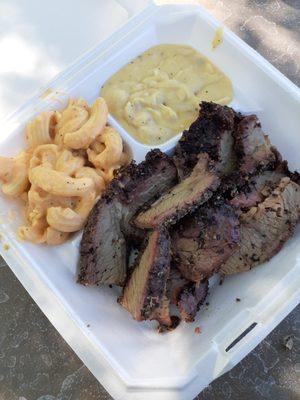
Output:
[
  {"xmin": 101, "ymin": 44, "xmax": 233, "ymax": 145},
  {"xmin": 212, "ymin": 27, "xmax": 224, "ymax": 49}
]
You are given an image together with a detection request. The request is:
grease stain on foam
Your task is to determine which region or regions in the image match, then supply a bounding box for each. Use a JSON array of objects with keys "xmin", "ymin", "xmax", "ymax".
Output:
[
  {"xmin": 39, "ymin": 87, "xmax": 68, "ymax": 106},
  {"xmin": 212, "ymin": 27, "xmax": 224, "ymax": 49},
  {"xmin": 39, "ymin": 88, "xmax": 54, "ymax": 100}
]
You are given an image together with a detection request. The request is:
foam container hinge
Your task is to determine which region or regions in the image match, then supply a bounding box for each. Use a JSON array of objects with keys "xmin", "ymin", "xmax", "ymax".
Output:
[{"xmin": 0, "ymin": 2, "xmax": 299, "ymax": 400}]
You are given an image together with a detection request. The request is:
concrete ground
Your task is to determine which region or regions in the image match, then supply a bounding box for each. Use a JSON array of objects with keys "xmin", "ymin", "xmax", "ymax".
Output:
[{"xmin": 0, "ymin": 1, "xmax": 299, "ymax": 399}]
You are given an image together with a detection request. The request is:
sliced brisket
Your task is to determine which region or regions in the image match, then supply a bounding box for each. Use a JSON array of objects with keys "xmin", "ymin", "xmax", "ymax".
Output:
[
  {"xmin": 234, "ymin": 115, "xmax": 277, "ymax": 175},
  {"xmin": 78, "ymin": 101, "xmax": 300, "ymax": 332},
  {"xmin": 177, "ymin": 280, "xmax": 209, "ymax": 323},
  {"xmin": 171, "ymin": 198, "xmax": 239, "ymax": 282},
  {"xmin": 78, "ymin": 150, "xmax": 177, "ymax": 286},
  {"xmin": 220, "ymin": 177, "xmax": 300, "ymax": 275},
  {"xmin": 167, "ymin": 268, "xmax": 209, "ymax": 322},
  {"xmin": 78, "ymin": 197, "xmax": 126, "ymax": 286},
  {"xmin": 229, "ymin": 168, "xmax": 286, "ymax": 210},
  {"xmin": 135, "ymin": 153, "xmax": 220, "ymax": 229},
  {"xmin": 119, "ymin": 229, "xmax": 172, "ymax": 326},
  {"xmin": 173, "ymin": 101, "xmax": 237, "ymax": 179},
  {"xmin": 167, "ymin": 267, "xmax": 189, "ymax": 305}
]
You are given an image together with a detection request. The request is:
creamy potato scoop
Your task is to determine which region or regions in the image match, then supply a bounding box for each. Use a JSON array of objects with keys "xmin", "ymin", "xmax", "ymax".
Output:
[{"xmin": 101, "ymin": 44, "xmax": 233, "ymax": 145}]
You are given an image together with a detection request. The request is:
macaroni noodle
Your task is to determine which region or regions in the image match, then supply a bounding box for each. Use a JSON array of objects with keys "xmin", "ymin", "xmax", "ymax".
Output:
[
  {"xmin": 54, "ymin": 98, "xmax": 89, "ymax": 146},
  {"xmin": 64, "ymin": 97, "xmax": 108, "ymax": 149},
  {"xmin": 0, "ymin": 151, "xmax": 31, "ymax": 197},
  {"xmin": 29, "ymin": 166, "xmax": 94, "ymax": 197},
  {"xmin": 87, "ymin": 126, "xmax": 130, "ymax": 182},
  {"xmin": 26, "ymin": 111, "xmax": 56, "ymax": 148}
]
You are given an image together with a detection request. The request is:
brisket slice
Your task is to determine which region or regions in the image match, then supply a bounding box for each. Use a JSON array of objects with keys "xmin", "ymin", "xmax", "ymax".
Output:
[
  {"xmin": 177, "ymin": 281, "xmax": 208, "ymax": 323},
  {"xmin": 288, "ymin": 170, "xmax": 300, "ymax": 185},
  {"xmin": 171, "ymin": 198, "xmax": 239, "ymax": 283},
  {"xmin": 220, "ymin": 177, "xmax": 300, "ymax": 275},
  {"xmin": 234, "ymin": 115, "xmax": 277, "ymax": 175},
  {"xmin": 108, "ymin": 149, "xmax": 178, "ymax": 239},
  {"xmin": 173, "ymin": 101, "xmax": 237, "ymax": 179},
  {"xmin": 108, "ymin": 150, "xmax": 177, "ymax": 210},
  {"xmin": 135, "ymin": 153, "xmax": 220, "ymax": 229},
  {"xmin": 167, "ymin": 268, "xmax": 209, "ymax": 322},
  {"xmin": 119, "ymin": 229, "xmax": 172, "ymax": 326},
  {"xmin": 78, "ymin": 150, "xmax": 177, "ymax": 286},
  {"xmin": 229, "ymin": 168, "xmax": 286, "ymax": 210},
  {"xmin": 78, "ymin": 197, "xmax": 126, "ymax": 286},
  {"xmin": 167, "ymin": 268, "xmax": 189, "ymax": 305}
]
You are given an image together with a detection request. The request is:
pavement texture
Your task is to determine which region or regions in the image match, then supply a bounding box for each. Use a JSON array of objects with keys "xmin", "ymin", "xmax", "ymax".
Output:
[{"xmin": 0, "ymin": 1, "xmax": 299, "ymax": 399}]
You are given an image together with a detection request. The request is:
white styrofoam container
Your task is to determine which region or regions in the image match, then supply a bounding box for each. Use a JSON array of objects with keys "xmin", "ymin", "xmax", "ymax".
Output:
[{"xmin": 0, "ymin": 2, "xmax": 300, "ymax": 400}]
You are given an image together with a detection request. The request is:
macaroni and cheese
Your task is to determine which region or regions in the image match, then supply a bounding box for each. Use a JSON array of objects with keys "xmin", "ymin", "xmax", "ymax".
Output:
[{"xmin": 0, "ymin": 97, "xmax": 130, "ymax": 245}]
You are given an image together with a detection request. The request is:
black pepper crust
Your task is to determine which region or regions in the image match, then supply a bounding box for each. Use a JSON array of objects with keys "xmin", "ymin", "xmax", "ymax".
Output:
[
  {"xmin": 78, "ymin": 149, "xmax": 177, "ymax": 287},
  {"xmin": 171, "ymin": 196, "xmax": 240, "ymax": 283},
  {"xmin": 177, "ymin": 280, "xmax": 209, "ymax": 322},
  {"xmin": 106, "ymin": 149, "xmax": 178, "ymax": 204},
  {"xmin": 173, "ymin": 101, "xmax": 236, "ymax": 178},
  {"xmin": 233, "ymin": 115, "xmax": 277, "ymax": 175},
  {"xmin": 219, "ymin": 149, "xmax": 286, "ymax": 205},
  {"xmin": 134, "ymin": 153, "xmax": 220, "ymax": 229},
  {"xmin": 157, "ymin": 316, "xmax": 180, "ymax": 333},
  {"xmin": 141, "ymin": 229, "xmax": 171, "ymax": 320}
]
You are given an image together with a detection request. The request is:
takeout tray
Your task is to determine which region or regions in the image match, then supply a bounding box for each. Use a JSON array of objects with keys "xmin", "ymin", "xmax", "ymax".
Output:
[{"xmin": 1, "ymin": 2, "xmax": 300, "ymax": 399}]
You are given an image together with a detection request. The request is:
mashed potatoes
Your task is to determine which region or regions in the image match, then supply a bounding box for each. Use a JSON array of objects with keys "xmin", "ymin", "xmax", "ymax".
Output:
[{"xmin": 101, "ymin": 44, "xmax": 233, "ymax": 145}]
